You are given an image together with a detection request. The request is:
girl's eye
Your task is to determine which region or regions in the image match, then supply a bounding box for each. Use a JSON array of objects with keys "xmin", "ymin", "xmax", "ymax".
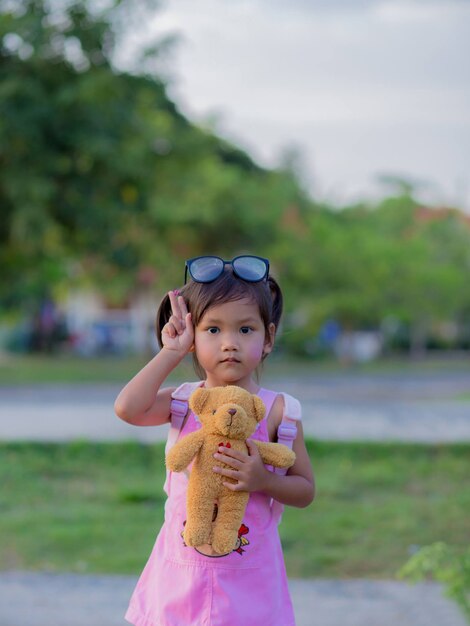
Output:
[
  {"xmin": 240, "ymin": 327, "xmax": 253, "ymax": 334},
  {"xmin": 207, "ymin": 327, "xmax": 219, "ymax": 334}
]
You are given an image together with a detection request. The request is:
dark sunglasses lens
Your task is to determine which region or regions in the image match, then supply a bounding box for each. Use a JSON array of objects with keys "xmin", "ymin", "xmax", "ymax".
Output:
[
  {"xmin": 233, "ymin": 256, "xmax": 267, "ymax": 281},
  {"xmin": 189, "ymin": 257, "xmax": 224, "ymax": 282}
]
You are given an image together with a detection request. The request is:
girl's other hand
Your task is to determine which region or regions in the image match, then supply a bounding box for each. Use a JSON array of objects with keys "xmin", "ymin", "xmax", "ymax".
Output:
[
  {"xmin": 213, "ymin": 440, "xmax": 268, "ymax": 493},
  {"xmin": 161, "ymin": 291, "xmax": 194, "ymax": 355}
]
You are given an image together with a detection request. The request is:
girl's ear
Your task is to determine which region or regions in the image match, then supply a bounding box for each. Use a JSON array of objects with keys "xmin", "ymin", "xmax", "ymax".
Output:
[
  {"xmin": 189, "ymin": 388, "xmax": 210, "ymax": 415},
  {"xmin": 263, "ymin": 322, "xmax": 276, "ymax": 356},
  {"xmin": 252, "ymin": 395, "xmax": 266, "ymax": 423}
]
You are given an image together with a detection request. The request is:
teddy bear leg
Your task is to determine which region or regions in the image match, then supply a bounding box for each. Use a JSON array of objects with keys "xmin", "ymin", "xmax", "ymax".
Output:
[
  {"xmin": 183, "ymin": 479, "xmax": 217, "ymax": 548},
  {"xmin": 211, "ymin": 491, "xmax": 249, "ymax": 555}
]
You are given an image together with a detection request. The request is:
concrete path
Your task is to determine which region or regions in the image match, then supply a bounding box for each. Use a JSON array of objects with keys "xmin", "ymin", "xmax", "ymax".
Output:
[
  {"xmin": 0, "ymin": 572, "xmax": 467, "ymax": 626},
  {"xmin": 0, "ymin": 368, "xmax": 469, "ymax": 443}
]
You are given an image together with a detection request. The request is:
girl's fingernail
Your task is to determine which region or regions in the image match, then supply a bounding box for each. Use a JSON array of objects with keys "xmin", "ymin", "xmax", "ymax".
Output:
[{"xmin": 173, "ymin": 289, "xmax": 180, "ymax": 296}]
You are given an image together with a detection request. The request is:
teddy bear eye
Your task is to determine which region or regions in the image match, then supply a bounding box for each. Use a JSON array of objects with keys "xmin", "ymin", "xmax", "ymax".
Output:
[{"xmin": 212, "ymin": 410, "xmax": 216, "ymax": 415}]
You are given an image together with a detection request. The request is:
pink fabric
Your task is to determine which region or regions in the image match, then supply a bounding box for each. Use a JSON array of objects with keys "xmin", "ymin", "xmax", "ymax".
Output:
[{"xmin": 125, "ymin": 387, "xmax": 296, "ymax": 626}]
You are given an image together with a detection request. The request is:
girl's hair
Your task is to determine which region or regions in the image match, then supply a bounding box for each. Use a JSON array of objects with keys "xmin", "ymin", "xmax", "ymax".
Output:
[{"xmin": 156, "ymin": 269, "xmax": 283, "ymax": 379}]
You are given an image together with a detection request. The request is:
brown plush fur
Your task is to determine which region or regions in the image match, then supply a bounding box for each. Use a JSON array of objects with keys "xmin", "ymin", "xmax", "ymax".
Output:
[{"xmin": 165, "ymin": 385, "xmax": 296, "ymax": 554}]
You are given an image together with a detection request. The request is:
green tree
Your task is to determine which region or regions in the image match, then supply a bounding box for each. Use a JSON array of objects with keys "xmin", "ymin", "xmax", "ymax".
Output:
[{"xmin": 0, "ymin": 0, "xmax": 284, "ymax": 307}]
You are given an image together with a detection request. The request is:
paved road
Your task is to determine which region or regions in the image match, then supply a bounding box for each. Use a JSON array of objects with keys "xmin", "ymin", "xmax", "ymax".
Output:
[
  {"xmin": 1, "ymin": 369, "xmax": 469, "ymax": 442},
  {"xmin": 0, "ymin": 572, "xmax": 467, "ymax": 626}
]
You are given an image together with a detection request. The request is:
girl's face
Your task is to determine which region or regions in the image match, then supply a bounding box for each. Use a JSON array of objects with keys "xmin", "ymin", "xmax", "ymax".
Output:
[{"xmin": 194, "ymin": 298, "xmax": 274, "ymax": 391}]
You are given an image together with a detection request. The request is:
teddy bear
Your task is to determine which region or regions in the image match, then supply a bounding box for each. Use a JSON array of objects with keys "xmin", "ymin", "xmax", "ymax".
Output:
[{"xmin": 165, "ymin": 385, "xmax": 296, "ymax": 555}]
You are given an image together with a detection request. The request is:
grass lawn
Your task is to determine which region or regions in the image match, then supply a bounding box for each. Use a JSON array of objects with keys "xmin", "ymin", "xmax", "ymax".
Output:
[
  {"xmin": 1, "ymin": 440, "xmax": 468, "ymax": 579},
  {"xmin": 0, "ymin": 353, "xmax": 152, "ymax": 384}
]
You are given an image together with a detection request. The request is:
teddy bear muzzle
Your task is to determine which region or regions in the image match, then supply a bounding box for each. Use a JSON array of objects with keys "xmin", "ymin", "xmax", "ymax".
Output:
[{"xmin": 218, "ymin": 405, "xmax": 246, "ymax": 437}]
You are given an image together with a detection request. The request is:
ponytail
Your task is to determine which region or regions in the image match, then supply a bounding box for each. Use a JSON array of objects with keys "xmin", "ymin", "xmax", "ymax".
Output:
[{"xmin": 268, "ymin": 276, "xmax": 283, "ymax": 330}]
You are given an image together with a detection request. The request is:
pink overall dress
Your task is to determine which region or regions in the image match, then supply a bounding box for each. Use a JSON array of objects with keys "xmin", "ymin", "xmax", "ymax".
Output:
[{"xmin": 125, "ymin": 387, "xmax": 296, "ymax": 626}]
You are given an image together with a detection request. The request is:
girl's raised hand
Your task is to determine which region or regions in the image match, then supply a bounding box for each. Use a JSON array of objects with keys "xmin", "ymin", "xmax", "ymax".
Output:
[{"xmin": 161, "ymin": 291, "xmax": 194, "ymax": 356}]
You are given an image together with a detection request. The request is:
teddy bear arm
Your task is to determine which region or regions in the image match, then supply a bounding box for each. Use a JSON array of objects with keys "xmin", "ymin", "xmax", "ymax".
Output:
[
  {"xmin": 165, "ymin": 431, "xmax": 204, "ymax": 472},
  {"xmin": 253, "ymin": 440, "xmax": 296, "ymax": 469}
]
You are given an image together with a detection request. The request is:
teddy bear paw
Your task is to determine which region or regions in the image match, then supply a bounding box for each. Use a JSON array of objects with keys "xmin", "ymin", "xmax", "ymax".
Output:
[
  {"xmin": 211, "ymin": 531, "xmax": 237, "ymax": 555},
  {"xmin": 183, "ymin": 525, "xmax": 211, "ymax": 548}
]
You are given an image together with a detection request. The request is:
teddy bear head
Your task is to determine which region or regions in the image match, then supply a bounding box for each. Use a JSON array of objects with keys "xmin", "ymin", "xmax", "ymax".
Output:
[{"xmin": 188, "ymin": 385, "xmax": 266, "ymax": 440}]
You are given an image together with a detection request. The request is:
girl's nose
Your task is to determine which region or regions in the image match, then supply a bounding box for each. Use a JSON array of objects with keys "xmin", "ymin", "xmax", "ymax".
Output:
[{"xmin": 222, "ymin": 335, "xmax": 238, "ymax": 350}]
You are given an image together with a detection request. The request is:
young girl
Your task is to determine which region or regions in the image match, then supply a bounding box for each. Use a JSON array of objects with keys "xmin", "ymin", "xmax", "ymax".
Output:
[{"xmin": 115, "ymin": 255, "xmax": 315, "ymax": 626}]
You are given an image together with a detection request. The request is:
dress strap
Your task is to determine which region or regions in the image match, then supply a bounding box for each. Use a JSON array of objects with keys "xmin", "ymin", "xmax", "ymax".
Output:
[
  {"xmin": 164, "ymin": 381, "xmax": 204, "ymax": 496},
  {"xmin": 256, "ymin": 387, "xmax": 278, "ymax": 421},
  {"xmin": 272, "ymin": 392, "xmax": 302, "ymax": 523},
  {"xmin": 165, "ymin": 381, "xmax": 204, "ymax": 455},
  {"xmin": 275, "ymin": 392, "xmax": 301, "ymax": 468}
]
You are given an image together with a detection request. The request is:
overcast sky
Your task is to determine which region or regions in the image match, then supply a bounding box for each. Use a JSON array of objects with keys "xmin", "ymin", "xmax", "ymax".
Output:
[{"xmin": 118, "ymin": 0, "xmax": 470, "ymax": 210}]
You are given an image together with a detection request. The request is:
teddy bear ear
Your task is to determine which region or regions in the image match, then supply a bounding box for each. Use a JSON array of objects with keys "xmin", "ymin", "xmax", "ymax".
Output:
[
  {"xmin": 189, "ymin": 388, "xmax": 210, "ymax": 415},
  {"xmin": 252, "ymin": 395, "xmax": 266, "ymax": 423}
]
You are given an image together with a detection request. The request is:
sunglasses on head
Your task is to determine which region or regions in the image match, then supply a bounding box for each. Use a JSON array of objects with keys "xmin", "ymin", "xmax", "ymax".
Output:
[{"xmin": 184, "ymin": 255, "xmax": 270, "ymax": 284}]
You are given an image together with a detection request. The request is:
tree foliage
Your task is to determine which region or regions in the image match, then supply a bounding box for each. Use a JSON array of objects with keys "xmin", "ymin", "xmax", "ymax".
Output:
[
  {"xmin": 1, "ymin": 0, "xmax": 470, "ymax": 353},
  {"xmin": 399, "ymin": 542, "xmax": 470, "ymax": 622}
]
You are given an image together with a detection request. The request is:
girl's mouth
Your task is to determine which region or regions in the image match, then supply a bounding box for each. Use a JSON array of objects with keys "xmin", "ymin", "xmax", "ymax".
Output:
[{"xmin": 222, "ymin": 358, "xmax": 240, "ymax": 363}]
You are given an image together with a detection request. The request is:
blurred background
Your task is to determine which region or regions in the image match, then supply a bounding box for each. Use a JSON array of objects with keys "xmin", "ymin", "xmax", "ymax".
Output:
[
  {"xmin": 1, "ymin": 0, "xmax": 470, "ymax": 362},
  {"xmin": 0, "ymin": 1, "xmax": 469, "ymax": 625}
]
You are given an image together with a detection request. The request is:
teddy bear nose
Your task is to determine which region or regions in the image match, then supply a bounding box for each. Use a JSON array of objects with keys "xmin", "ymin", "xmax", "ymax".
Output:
[{"xmin": 228, "ymin": 409, "xmax": 237, "ymax": 416}]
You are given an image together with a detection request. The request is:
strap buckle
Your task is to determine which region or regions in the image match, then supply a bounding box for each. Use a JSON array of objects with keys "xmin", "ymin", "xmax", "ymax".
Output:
[
  {"xmin": 277, "ymin": 422, "xmax": 297, "ymax": 442},
  {"xmin": 170, "ymin": 399, "xmax": 188, "ymax": 418}
]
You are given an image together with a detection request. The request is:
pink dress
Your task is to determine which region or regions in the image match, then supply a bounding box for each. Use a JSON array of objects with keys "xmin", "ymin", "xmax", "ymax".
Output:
[{"xmin": 125, "ymin": 387, "xmax": 296, "ymax": 626}]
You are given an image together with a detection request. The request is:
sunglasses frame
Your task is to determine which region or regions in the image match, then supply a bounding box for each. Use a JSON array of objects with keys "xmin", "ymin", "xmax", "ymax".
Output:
[{"xmin": 185, "ymin": 255, "xmax": 270, "ymax": 284}]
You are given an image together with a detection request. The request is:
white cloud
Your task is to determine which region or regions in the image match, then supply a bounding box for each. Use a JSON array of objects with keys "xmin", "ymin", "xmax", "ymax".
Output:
[
  {"xmin": 375, "ymin": 0, "xmax": 470, "ymax": 23},
  {"xmin": 117, "ymin": 0, "xmax": 470, "ymax": 210}
]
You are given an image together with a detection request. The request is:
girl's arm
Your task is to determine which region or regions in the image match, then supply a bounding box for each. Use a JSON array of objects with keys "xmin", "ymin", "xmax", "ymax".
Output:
[
  {"xmin": 258, "ymin": 423, "xmax": 315, "ymax": 508},
  {"xmin": 114, "ymin": 349, "xmax": 182, "ymax": 426},
  {"xmin": 114, "ymin": 293, "xmax": 193, "ymax": 426}
]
